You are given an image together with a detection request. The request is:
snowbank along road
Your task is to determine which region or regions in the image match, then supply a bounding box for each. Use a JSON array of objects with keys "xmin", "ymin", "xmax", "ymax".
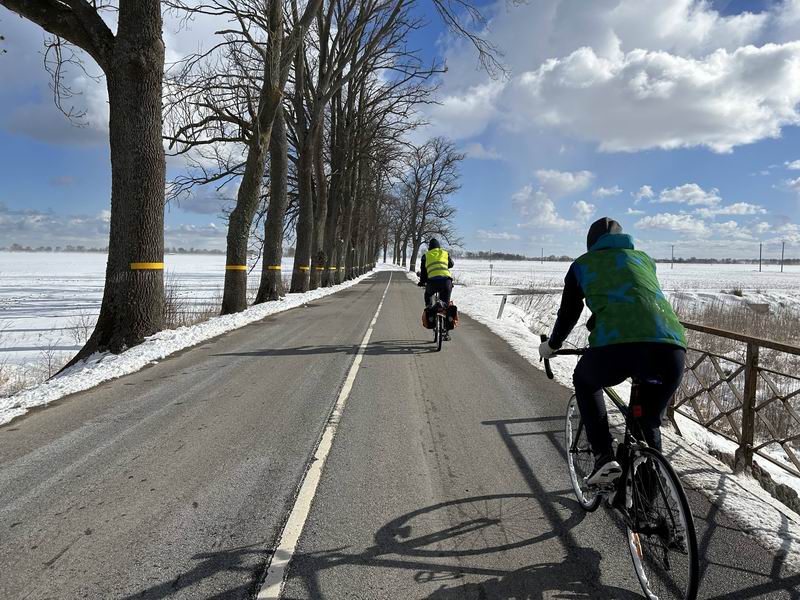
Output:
[{"xmin": 0, "ymin": 271, "xmax": 797, "ymax": 599}]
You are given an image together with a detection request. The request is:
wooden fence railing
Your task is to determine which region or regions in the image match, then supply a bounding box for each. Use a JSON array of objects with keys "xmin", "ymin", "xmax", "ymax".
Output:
[{"xmin": 675, "ymin": 321, "xmax": 800, "ymax": 477}]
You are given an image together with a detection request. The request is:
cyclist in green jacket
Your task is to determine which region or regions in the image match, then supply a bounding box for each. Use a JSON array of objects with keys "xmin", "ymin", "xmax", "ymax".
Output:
[{"xmin": 539, "ymin": 217, "xmax": 686, "ymax": 486}]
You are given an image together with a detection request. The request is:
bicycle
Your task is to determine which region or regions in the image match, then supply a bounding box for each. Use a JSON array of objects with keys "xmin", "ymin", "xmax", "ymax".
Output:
[
  {"xmin": 540, "ymin": 335, "xmax": 699, "ymax": 600},
  {"xmin": 429, "ymin": 292, "xmax": 449, "ymax": 352}
]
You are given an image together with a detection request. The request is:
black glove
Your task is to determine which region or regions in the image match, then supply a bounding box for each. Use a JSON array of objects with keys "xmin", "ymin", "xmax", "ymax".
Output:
[{"xmin": 417, "ymin": 281, "xmax": 425, "ymax": 287}]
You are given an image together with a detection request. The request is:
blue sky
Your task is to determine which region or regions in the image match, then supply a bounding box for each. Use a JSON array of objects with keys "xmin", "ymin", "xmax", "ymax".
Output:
[{"xmin": 2, "ymin": 0, "xmax": 800, "ymax": 258}]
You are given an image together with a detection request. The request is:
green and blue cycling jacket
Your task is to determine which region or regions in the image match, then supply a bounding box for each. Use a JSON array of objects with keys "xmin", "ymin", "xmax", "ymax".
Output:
[{"xmin": 549, "ymin": 233, "xmax": 686, "ymax": 349}]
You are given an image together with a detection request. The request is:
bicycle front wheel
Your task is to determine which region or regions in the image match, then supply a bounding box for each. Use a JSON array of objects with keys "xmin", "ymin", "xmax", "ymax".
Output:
[
  {"xmin": 564, "ymin": 395, "xmax": 601, "ymax": 511},
  {"xmin": 626, "ymin": 447, "xmax": 699, "ymax": 600}
]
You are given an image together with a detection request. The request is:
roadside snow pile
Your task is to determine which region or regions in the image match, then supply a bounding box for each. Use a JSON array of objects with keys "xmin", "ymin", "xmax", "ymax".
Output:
[
  {"xmin": 0, "ymin": 268, "xmax": 384, "ymax": 426},
  {"xmin": 455, "ymin": 283, "xmax": 800, "ymax": 574}
]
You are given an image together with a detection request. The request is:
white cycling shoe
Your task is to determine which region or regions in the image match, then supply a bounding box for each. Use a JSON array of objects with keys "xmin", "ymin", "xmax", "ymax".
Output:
[{"xmin": 586, "ymin": 456, "xmax": 622, "ymax": 487}]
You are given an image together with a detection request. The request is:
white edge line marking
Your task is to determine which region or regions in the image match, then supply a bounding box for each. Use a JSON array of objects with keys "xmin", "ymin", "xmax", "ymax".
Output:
[{"xmin": 256, "ymin": 272, "xmax": 393, "ymax": 599}]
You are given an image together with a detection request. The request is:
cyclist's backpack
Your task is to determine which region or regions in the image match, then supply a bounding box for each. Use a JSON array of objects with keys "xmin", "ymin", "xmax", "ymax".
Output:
[{"xmin": 446, "ymin": 303, "xmax": 459, "ymax": 330}]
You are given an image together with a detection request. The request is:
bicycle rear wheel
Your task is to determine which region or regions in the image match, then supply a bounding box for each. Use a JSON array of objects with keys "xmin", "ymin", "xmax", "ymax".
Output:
[
  {"xmin": 564, "ymin": 395, "xmax": 601, "ymax": 511},
  {"xmin": 626, "ymin": 447, "xmax": 699, "ymax": 600},
  {"xmin": 436, "ymin": 315, "xmax": 444, "ymax": 351}
]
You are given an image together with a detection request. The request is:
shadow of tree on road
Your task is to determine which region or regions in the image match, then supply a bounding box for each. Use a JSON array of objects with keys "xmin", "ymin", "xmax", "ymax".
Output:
[{"xmin": 214, "ymin": 338, "xmax": 441, "ymax": 358}]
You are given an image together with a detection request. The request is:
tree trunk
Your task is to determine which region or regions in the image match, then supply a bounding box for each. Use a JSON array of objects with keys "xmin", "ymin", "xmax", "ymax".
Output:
[
  {"xmin": 68, "ymin": 0, "xmax": 165, "ymax": 365},
  {"xmin": 309, "ymin": 122, "xmax": 328, "ymax": 290},
  {"xmin": 322, "ymin": 114, "xmax": 344, "ymax": 287},
  {"xmin": 255, "ymin": 103, "xmax": 288, "ymax": 303},
  {"xmin": 221, "ymin": 137, "xmax": 265, "ymax": 314},
  {"xmin": 410, "ymin": 240, "xmax": 421, "ymax": 273},
  {"xmin": 290, "ymin": 139, "xmax": 314, "ymax": 292},
  {"xmin": 221, "ymin": 0, "xmax": 283, "ymax": 314}
]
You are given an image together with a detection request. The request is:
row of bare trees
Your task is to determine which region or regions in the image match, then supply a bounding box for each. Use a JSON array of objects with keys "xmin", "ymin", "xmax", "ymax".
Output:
[
  {"xmin": 386, "ymin": 136, "xmax": 463, "ymax": 270},
  {"xmin": 0, "ymin": 0, "xmax": 477, "ymax": 365}
]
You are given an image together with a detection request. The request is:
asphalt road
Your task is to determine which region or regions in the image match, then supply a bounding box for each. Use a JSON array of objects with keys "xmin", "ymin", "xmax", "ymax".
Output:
[{"xmin": 1, "ymin": 271, "xmax": 797, "ymax": 599}]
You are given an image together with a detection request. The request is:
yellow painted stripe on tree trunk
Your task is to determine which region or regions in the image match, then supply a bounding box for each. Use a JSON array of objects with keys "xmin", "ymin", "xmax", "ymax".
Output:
[
  {"xmin": 266, "ymin": 265, "xmax": 282, "ymax": 270},
  {"xmin": 130, "ymin": 262, "xmax": 164, "ymax": 270},
  {"xmin": 298, "ymin": 265, "xmax": 311, "ymax": 271},
  {"xmin": 328, "ymin": 267, "xmax": 337, "ymax": 270},
  {"xmin": 315, "ymin": 267, "xmax": 325, "ymax": 271},
  {"xmin": 225, "ymin": 265, "xmax": 248, "ymax": 271}
]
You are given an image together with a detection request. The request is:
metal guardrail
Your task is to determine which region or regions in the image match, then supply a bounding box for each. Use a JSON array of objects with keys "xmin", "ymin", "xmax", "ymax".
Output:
[{"xmin": 675, "ymin": 321, "xmax": 800, "ymax": 477}]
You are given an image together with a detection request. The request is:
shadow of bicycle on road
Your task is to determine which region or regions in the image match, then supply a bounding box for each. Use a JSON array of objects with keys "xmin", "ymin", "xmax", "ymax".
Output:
[{"xmin": 282, "ymin": 491, "xmax": 640, "ymax": 600}]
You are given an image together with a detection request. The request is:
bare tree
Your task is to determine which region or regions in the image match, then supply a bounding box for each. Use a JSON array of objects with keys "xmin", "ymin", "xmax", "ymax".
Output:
[
  {"xmin": 397, "ymin": 137, "xmax": 464, "ymax": 271},
  {"xmin": 165, "ymin": 0, "xmax": 323, "ymax": 314},
  {"xmin": 1, "ymin": 0, "xmax": 167, "ymax": 364}
]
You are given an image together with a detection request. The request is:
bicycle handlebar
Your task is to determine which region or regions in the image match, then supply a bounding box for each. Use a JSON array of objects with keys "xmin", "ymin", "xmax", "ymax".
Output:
[{"xmin": 539, "ymin": 334, "xmax": 586, "ymax": 380}]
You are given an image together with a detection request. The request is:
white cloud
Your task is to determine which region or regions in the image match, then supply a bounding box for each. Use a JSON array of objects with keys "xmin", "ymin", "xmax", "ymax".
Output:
[
  {"xmin": 633, "ymin": 185, "xmax": 654, "ymax": 203},
  {"xmin": 783, "ymin": 176, "xmax": 800, "ymax": 192},
  {"xmin": 785, "ymin": 159, "xmax": 800, "ymax": 170},
  {"xmin": 534, "ymin": 169, "xmax": 594, "ymax": 198},
  {"xmin": 0, "ymin": 202, "xmax": 226, "ymax": 249},
  {"xmin": 476, "ymin": 229, "xmax": 520, "ymax": 241},
  {"xmin": 512, "ymin": 185, "xmax": 574, "ymax": 229},
  {"xmin": 462, "ymin": 142, "xmax": 502, "ymax": 161},
  {"xmin": 712, "ymin": 220, "xmax": 754, "ymax": 240},
  {"xmin": 512, "ymin": 43, "xmax": 800, "ymax": 152},
  {"xmin": 593, "ymin": 185, "xmax": 623, "ymax": 198},
  {"xmin": 695, "ymin": 202, "xmax": 766, "ymax": 218},
  {"xmin": 0, "ymin": 203, "xmax": 110, "ymax": 247},
  {"xmin": 573, "ymin": 200, "xmax": 595, "ymax": 222},
  {"xmin": 626, "ymin": 207, "xmax": 646, "ymax": 216},
  {"xmin": 635, "ymin": 212, "xmax": 711, "ymax": 237},
  {"xmin": 424, "ymin": 82, "xmax": 503, "ymax": 140},
  {"xmin": 654, "ymin": 183, "xmax": 721, "ymax": 206},
  {"xmin": 753, "ymin": 221, "xmax": 772, "ymax": 235}
]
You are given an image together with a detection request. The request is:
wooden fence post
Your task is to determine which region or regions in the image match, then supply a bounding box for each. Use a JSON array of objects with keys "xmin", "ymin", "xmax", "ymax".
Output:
[{"xmin": 735, "ymin": 342, "xmax": 759, "ymax": 473}]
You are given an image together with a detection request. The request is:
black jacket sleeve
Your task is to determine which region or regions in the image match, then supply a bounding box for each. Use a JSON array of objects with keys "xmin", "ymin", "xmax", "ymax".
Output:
[
  {"xmin": 549, "ymin": 263, "xmax": 584, "ymax": 349},
  {"xmin": 419, "ymin": 254, "xmax": 428, "ymax": 282},
  {"xmin": 448, "ymin": 256, "xmax": 454, "ymax": 268}
]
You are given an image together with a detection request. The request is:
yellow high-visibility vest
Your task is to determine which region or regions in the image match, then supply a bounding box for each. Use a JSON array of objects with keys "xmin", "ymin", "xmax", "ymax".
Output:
[{"xmin": 425, "ymin": 248, "xmax": 451, "ymax": 278}]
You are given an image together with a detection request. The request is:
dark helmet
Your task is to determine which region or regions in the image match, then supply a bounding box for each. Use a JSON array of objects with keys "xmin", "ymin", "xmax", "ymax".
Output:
[
  {"xmin": 586, "ymin": 217, "xmax": 622, "ymax": 251},
  {"xmin": 428, "ymin": 238, "xmax": 441, "ymax": 249}
]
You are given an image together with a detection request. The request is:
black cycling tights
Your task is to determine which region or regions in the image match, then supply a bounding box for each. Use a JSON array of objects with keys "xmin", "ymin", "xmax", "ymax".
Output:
[
  {"xmin": 424, "ymin": 278, "xmax": 453, "ymax": 307},
  {"xmin": 573, "ymin": 342, "xmax": 686, "ymax": 455}
]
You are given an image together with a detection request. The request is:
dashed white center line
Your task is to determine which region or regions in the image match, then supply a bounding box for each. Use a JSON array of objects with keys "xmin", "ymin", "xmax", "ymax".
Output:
[{"xmin": 256, "ymin": 272, "xmax": 393, "ymax": 599}]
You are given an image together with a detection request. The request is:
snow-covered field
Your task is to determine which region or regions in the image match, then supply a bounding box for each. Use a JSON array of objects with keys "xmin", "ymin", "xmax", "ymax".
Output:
[{"xmin": 0, "ymin": 252, "xmax": 294, "ymax": 370}]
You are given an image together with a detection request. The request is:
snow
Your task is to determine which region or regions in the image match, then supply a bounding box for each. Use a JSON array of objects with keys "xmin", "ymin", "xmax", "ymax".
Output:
[
  {"xmin": 432, "ymin": 263, "xmax": 800, "ymax": 573},
  {"xmin": 0, "ymin": 265, "xmax": 384, "ymax": 426},
  {"xmin": 0, "ymin": 252, "xmax": 290, "ymax": 368}
]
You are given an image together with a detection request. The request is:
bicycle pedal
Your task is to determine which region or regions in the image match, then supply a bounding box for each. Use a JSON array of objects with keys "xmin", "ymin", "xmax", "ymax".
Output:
[{"xmin": 587, "ymin": 481, "xmax": 616, "ymax": 493}]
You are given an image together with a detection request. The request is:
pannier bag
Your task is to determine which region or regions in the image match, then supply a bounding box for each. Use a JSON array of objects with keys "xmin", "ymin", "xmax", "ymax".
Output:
[
  {"xmin": 446, "ymin": 304, "xmax": 459, "ymax": 330},
  {"xmin": 421, "ymin": 305, "xmax": 438, "ymax": 329}
]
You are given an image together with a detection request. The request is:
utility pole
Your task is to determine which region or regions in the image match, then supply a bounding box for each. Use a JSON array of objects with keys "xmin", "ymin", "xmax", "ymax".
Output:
[
  {"xmin": 759, "ymin": 242, "xmax": 763, "ymax": 272},
  {"xmin": 541, "ymin": 247, "xmax": 544, "ymax": 264},
  {"xmin": 671, "ymin": 244, "xmax": 674, "ymax": 270},
  {"xmin": 781, "ymin": 240, "xmax": 786, "ymax": 273}
]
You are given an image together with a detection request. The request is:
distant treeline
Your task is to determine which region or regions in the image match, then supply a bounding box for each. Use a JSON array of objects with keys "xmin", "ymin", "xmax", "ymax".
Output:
[
  {"xmin": 1, "ymin": 243, "xmax": 296, "ymax": 256},
  {"xmin": 653, "ymin": 257, "xmax": 800, "ymax": 265},
  {"xmin": 453, "ymin": 251, "xmax": 574, "ymax": 261},
  {"xmin": 453, "ymin": 250, "xmax": 799, "ymax": 265}
]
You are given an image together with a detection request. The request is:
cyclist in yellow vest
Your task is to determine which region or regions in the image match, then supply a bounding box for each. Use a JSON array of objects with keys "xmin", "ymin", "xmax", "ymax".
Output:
[{"xmin": 418, "ymin": 238, "xmax": 454, "ymax": 308}]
